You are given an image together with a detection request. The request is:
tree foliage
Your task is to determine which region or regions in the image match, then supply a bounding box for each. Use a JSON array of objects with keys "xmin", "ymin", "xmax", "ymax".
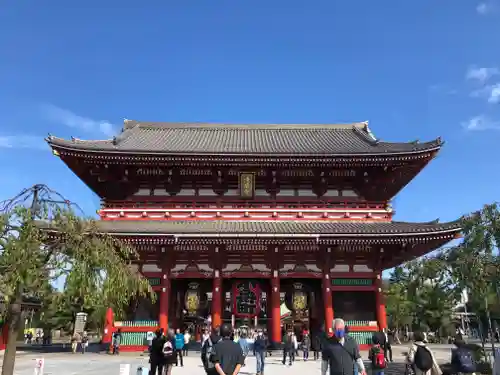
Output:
[
  {"xmin": 385, "ymin": 203, "xmax": 500, "ymax": 337},
  {"xmin": 0, "ymin": 186, "xmax": 155, "ymax": 375}
]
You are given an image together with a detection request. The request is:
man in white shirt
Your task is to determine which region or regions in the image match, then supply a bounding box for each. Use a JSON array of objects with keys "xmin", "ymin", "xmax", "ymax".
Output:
[{"xmin": 183, "ymin": 330, "xmax": 191, "ymax": 356}]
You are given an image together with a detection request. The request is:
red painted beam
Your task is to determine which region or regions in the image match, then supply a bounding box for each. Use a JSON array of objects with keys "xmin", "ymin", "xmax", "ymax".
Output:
[
  {"xmin": 119, "ymin": 345, "xmax": 149, "ymax": 352},
  {"xmin": 347, "ymin": 326, "xmax": 378, "ymax": 332}
]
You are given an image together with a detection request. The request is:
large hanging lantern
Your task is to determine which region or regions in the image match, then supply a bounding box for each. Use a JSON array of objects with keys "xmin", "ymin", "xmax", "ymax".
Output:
[
  {"xmin": 285, "ymin": 283, "xmax": 308, "ymax": 313},
  {"xmin": 232, "ymin": 280, "xmax": 261, "ymax": 318},
  {"xmin": 184, "ymin": 282, "xmax": 201, "ymax": 316}
]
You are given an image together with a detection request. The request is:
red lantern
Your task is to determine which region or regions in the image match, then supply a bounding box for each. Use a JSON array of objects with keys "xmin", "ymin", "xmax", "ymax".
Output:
[{"xmin": 232, "ymin": 281, "xmax": 261, "ymax": 318}]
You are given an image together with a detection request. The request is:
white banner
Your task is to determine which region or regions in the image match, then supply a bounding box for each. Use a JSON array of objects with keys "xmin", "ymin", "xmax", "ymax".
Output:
[
  {"xmin": 461, "ymin": 289, "xmax": 469, "ymax": 304},
  {"xmin": 120, "ymin": 364, "xmax": 131, "ymax": 375}
]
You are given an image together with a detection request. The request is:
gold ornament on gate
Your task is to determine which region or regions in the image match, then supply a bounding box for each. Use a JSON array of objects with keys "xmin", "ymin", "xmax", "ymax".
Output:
[
  {"xmin": 184, "ymin": 282, "xmax": 200, "ymax": 314},
  {"xmin": 292, "ymin": 292, "xmax": 307, "ymax": 310},
  {"xmin": 291, "ymin": 283, "xmax": 308, "ymax": 311}
]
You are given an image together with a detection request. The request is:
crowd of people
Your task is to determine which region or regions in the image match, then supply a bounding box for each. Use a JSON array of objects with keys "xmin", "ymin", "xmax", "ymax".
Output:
[{"xmin": 142, "ymin": 319, "xmax": 496, "ymax": 375}]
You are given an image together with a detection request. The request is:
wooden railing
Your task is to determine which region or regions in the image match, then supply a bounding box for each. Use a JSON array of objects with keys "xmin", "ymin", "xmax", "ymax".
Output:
[{"xmin": 102, "ymin": 198, "xmax": 389, "ymax": 211}]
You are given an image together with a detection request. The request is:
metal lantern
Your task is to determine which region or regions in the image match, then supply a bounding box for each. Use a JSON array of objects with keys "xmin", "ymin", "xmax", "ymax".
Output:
[{"xmin": 184, "ymin": 282, "xmax": 201, "ymax": 316}]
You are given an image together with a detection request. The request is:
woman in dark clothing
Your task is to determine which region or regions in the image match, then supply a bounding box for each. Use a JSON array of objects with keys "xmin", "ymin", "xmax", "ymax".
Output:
[
  {"xmin": 149, "ymin": 329, "xmax": 166, "ymax": 375},
  {"xmin": 312, "ymin": 333, "xmax": 322, "ymax": 360},
  {"xmin": 164, "ymin": 329, "xmax": 177, "ymax": 375}
]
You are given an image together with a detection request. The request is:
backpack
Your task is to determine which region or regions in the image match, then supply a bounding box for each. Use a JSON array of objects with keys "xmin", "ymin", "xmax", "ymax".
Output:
[
  {"xmin": 204, "ymin": 337, "xmax": 218, "ymax": 369},
  {"xmin": 454, "ymin": 347, "xmax": 476, "ymax": 373},
  {"xmin": 414, "ymin": 345, "xmax": 433, "ymax": 372},
  {"xmin": 371, "ymin": 345, "xmax": 387, "ymax": 369},
  {"xmin": 162, "ymin": 340, "xmax": 173, "ymax": 358}
]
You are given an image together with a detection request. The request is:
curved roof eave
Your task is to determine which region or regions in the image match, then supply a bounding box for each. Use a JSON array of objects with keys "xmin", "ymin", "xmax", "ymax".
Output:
[{"xmin": 46, "ymin": 137, "xmax": 443, "ymax": 158}]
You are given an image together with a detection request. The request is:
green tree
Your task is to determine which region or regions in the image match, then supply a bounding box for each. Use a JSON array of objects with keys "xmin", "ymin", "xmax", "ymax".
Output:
[
  {"xmin": 386, "ymin": 257, "xmax": 456, "ymax": 336},
  {"xmin": 385, "ymin": 266, "xmax": 413, "ymax": 330},
  {"xmin": 0, "ymin": 186, "xmax": 154, "ymax": 375},
  {"xmin": 444, "ymin": 204, "xmax": 500, "ymax": 318}
]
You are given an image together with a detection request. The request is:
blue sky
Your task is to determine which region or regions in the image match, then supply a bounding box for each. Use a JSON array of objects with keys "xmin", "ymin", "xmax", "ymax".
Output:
[{"xmin": 1, "ymin": 1, "xmax": 499, "ymax": 230}]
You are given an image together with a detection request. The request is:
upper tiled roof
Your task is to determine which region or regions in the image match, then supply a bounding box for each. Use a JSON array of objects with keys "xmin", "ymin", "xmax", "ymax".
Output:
[
  {"xmin": 46, "ymin": 121, "xmax": 442, "ymax": 156},
  {"xmin": 38, "ymin": 219, "xmax": 461, "ymax": 236}
]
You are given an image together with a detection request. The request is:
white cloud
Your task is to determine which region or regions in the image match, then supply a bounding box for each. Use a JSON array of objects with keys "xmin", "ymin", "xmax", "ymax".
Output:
[
  {"xmin": 41, "ymin": 104, "xmax": 117, "ymax": 137},
  {"xmin": 466, "ymin": 67, "xmax": 499, "ymax": 83},
  {"xmin": 0, "ymin": 135, "xmax": 48, "ymax": 150},
  {"xmin": 470, "ymin": 83, "xmax": 500, "ymax": 103},
  {"xmin": 488, "ymin": 83, "xmax": 500, "ymax": 103},
  {"xmin": 477, "ymin": 3, "xmax": 489, "ymax": 14},
  {"xmin": 476, "ymin": 2, "xmax": 496, "ymax": 14},
  {"xmin": 462, "ymin": 115, "xmax": 500, "ymax": 131}
]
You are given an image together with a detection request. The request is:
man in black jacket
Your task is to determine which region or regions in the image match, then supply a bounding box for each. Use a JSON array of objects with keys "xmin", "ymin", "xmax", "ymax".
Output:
[
  {"xmin": 149, "ymin": 329, "xmax": 166, "ymax": 375},
  {"xmin": 253, "ymin": 328, "xmax": 268, "ymax": 375},
  {"xmin": 282, "ymin": 330, "xmax": 294, "ymax": 366},
  {"xmin": 212, "ymin": 323, "xmax": 245, "ymax": 375},
  {"xmin": 322, "ymin": 318, "xmax": 367, "ymax": 375}
]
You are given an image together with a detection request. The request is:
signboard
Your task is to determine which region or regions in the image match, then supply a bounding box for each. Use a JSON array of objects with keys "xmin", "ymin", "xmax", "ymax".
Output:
[
  {"xmin": 119, "ymin": 364, "xmax": 131, "ymax": 375},
  {"xmin": 331, "ymin": 278, "xmax": 373, "ymax": 286},
  {"xmin": 232, "ymin": 280, "xmax": 261, "ymax": 318},
  {"xmin": 239, "ymin": 172, "xmax": 255, "ymax": 199},
  {"xmin": 73, "ymin": 312, "xmax": 87, "ymax": 336},
  {"xmin": 148, "ymin": 277, "xmax": 161, "ymax": 286},
  {"xmin": 34, "ymin": 358, "xmax": 44, "ymax": 375}
]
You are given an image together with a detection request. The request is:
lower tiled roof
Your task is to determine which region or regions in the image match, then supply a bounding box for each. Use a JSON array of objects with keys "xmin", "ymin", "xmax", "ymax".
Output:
[{"xmin": 62, "ymin": 219, "xmax": 461, "ymax": 236}]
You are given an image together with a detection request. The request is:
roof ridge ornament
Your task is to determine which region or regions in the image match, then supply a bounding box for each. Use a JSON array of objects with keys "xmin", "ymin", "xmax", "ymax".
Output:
[{"xmin": 123, "ymin": 118, "xmax": 139, "ymax": 130}]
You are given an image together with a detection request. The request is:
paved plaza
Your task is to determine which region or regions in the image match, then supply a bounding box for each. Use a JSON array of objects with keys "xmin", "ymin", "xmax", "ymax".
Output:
[{"xmin": 0, "ymin": 345, "xmax": 458, "ymax": 375}]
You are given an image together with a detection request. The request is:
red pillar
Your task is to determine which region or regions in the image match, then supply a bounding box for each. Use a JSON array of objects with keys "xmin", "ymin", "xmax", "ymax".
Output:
[
  {"xmin": 211, "ymin": 270, "xmax": 222, "ymax": 329},
  {"xmin": 323, "ymin": 273, "xmax": 334, "ymax": 336},
  {"xmin": 271, "ymin": 271, "xmax": 282, "ymax": 345},
  {"xmin": 0, "ymin": 323, "xmax": 8, "ymax": 351},
  {"xmin": 159, "ymin": 276, "xmax": 170, "ymax": 332},
  {"xmin": 102, "ymin": 307, "xmax": 114, "ymax": 344},
  {"xmin": 375, "ymin": 274, "xmax": 387, "ymax": 329}
]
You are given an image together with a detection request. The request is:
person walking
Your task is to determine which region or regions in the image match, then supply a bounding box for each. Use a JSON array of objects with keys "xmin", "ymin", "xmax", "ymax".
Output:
[
  {"xmin": 254, "ymin": 328, "xmax": 267, "ymax": 375},
  {"xmin": 71, "ymin": 332, "xmax": 80, "ymax": 354},
  {"xmin": 213, "ymin": 323, "xmax": 245, "ymax": 375},
  {"xmin": 368, "ymin": 335, "xmax": 387, "ymax": 375},
  {"xmin": 382, "ymin": 328, "xmax": 393, "ymax": 363},
  {"xmin": 238, "ymin": 331, "xmax": 250, "ymax": 366},
  {"xmin": 406, "ymin": 331, "xmax": 442, "ymax": 375},
  {"xmin": 183, "ymin": 329, "xmax": 191, "ymax": 356},
  {"xmin": 163, "ymin": 329, "xmax": 177, "ymax": 375},
  {"xmin": 282, "ymin": 330, "xmax": 294, "ymax": 366},
  {"xmin": 81, "ymin": 331, "xmax": 88, "ymax": 354},
  {"xmin": 450, "ymin": 338, "xmax": 477, "ymax": 375},
  {"xmin": 112, "ymin": 329, "xmax": 121, "ymax": 355},
  {"xmin": 321, "ymin": 318, "xmax": 367, "ymax": 375},
  {"xmin": 201, "ymin": 327, "xmax": 221, "ymax": 375},
  {"xmin": 312, "ymin": 332, "xmax": 322, "ymax": 360},
  {"xmin": 302, "ymin": 331, "xmax": 311, "ymax": 361},
  {"xmin": 174, "ymin": 328, "xmax": 184, "ymax": 367},
  {"xmin": 292, "ymin": 331, "xmax": 299, "ymax": 360},
  {"xmin": 149, "ymin": 329, "xmax": 166, "ymax": 375}
]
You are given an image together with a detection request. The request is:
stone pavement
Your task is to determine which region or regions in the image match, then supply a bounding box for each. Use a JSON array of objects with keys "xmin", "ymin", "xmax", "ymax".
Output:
[{"xmin": 0, "ymin": 344, "xmax": 457, "ymax": 375}]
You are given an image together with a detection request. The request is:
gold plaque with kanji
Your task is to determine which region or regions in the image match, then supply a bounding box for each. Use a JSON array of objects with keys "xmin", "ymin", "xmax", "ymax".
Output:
[{"xmin": 239, "ymin": 172, "xmax": 255, "ymax": 199}]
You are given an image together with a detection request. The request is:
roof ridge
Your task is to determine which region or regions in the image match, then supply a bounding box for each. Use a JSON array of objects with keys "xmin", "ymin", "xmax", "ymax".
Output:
[{"xmin": 125, "ymin": 120, "xmax": 369, "ymax": 130}]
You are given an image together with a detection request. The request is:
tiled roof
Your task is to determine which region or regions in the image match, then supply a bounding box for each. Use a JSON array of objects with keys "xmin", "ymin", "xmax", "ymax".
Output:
[
  {"xmin": 46, "ymin": 121, "xmax": 442, "ymax": 156},
  {"xmin": 39, "ymin": 219, "xmax": 461, "ymax": 236}
]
